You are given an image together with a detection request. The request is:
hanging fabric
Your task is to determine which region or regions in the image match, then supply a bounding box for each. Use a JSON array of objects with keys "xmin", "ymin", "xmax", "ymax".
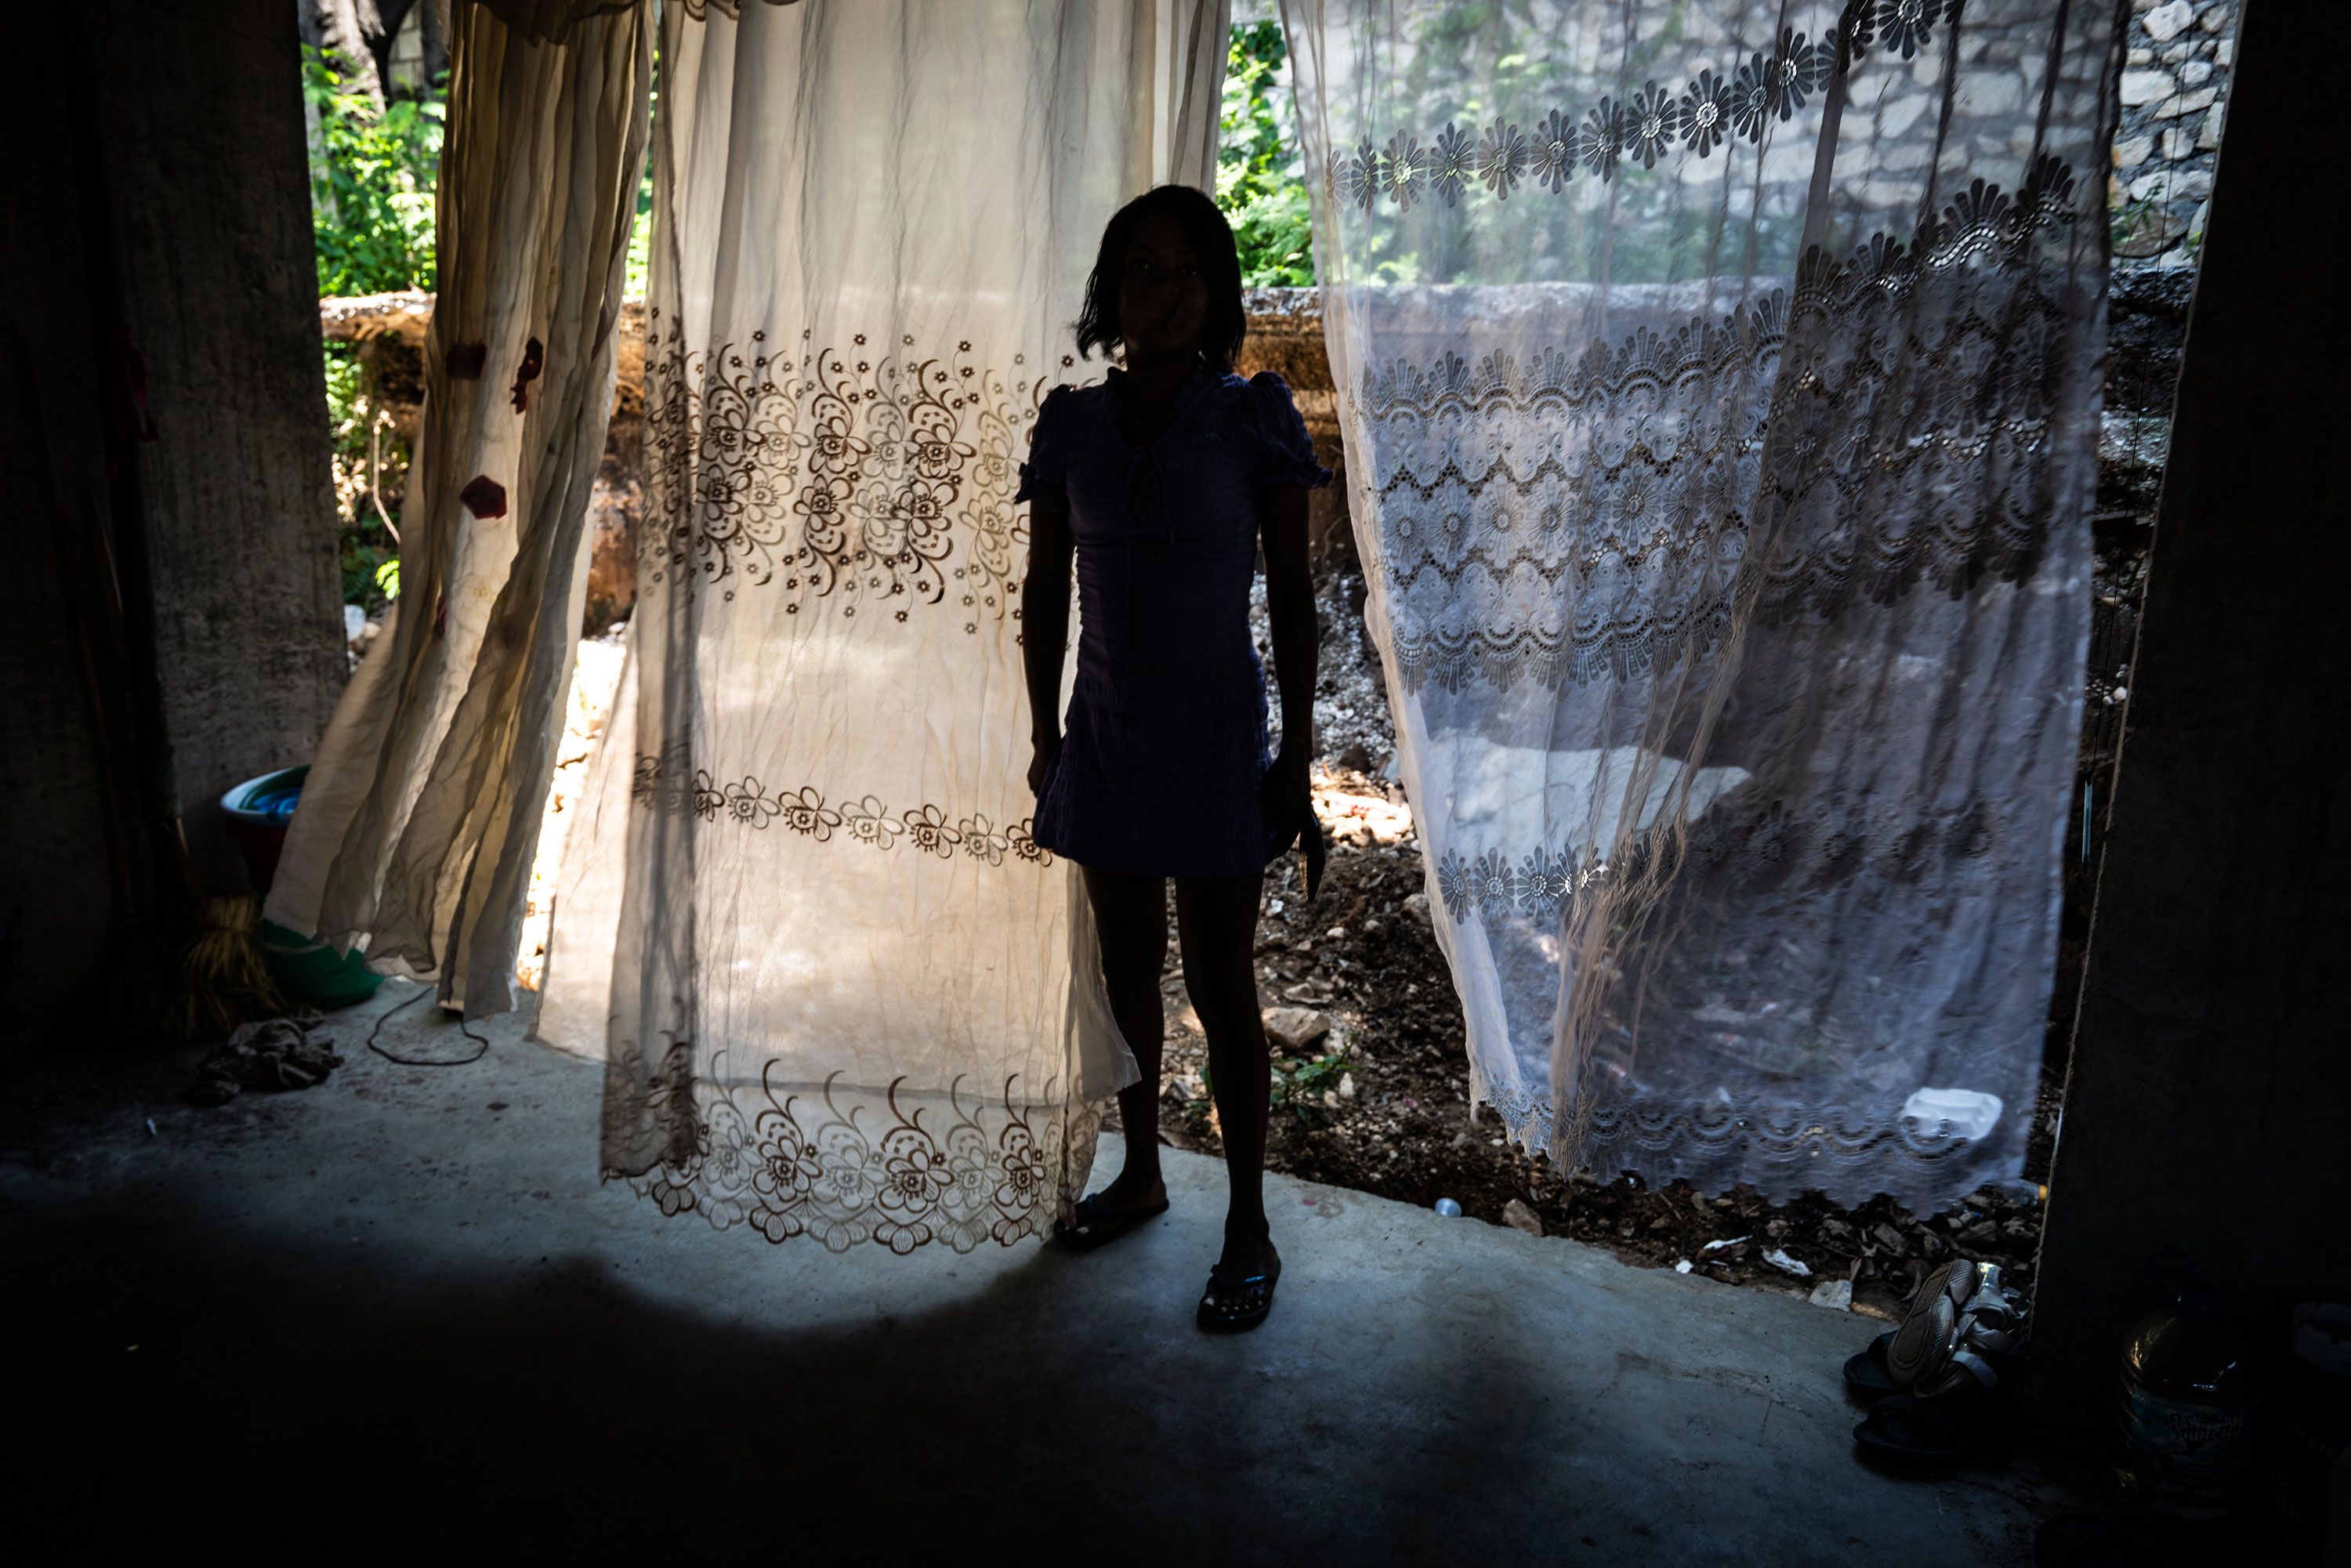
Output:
[
  {"xmin": 1280, "ymin": 0, "xmax": 2117, "ymax": 1209},
  {"xmin": 538, "ymin": 0, "xmax": 1231, "ymax": 1251},
  {"xmin": 268, "ymin": 0, "xmax": 653, "ymax": 1015}
]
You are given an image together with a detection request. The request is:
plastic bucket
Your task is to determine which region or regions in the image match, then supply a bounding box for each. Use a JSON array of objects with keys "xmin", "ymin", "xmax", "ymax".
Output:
[
  {"xmin": 257, "ymin": 919, "xmax": 382, "ymax": 1009},
  {"xmin": 219, "ymin": 766, "xmax": 383, "ymax": 1008},
  {"xmin": 219, "ymin": 764, "xmax": 307, "ymax": 894}
]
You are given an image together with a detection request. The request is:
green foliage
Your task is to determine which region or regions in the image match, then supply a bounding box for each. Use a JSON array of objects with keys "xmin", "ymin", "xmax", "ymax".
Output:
[
  {"xmin": 324, "ymin": 339, "xmax": 403, "ymax": 612},
  {"xmin": 1217, "ymin": 21, "xmax": 1316, "ymax": 287},
  {"xmin": 306, "ymin": 45, "xmax": 438, "ymax": 611},
  {"xmin": 625, "ymin": 161, "xmax": 655, "ymax": 299},
  {"xmin": 624, "ymin": 55, "xmax": 660, "ymax": 299},
  {"xmin": 1183, "ymin": 1044, "xmax": 1352, "ymax": 1127},
  {"xmin": 302, "ymin": 45, "xmax": 443, "ymax": 297},
  {"xmin": 303, "ymin": 44, "xmax": 651, "ymax": 616},
  {"xmin": 1273, "ymin": 1050, "xmax": 1349, "ymax": 1111}
]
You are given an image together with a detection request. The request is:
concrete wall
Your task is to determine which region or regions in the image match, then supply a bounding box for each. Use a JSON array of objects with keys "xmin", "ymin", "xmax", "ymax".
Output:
[
  {"xmin": 2034, "ymin": 0, "xmax": 2350, "ymax": 1428},
  {"xmin": 89, "ymin": 0, "xmax": 346, "ymax": 891},
  {"xmin": 0, "ymin": 0, "xmax": 342, "ymax": 1032}
]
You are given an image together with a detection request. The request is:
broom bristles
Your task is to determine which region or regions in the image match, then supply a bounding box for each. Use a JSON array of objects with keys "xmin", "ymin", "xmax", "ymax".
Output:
[{"xmin": 166, "ymin": 893, "xmax": 285, "ymax": 1039}]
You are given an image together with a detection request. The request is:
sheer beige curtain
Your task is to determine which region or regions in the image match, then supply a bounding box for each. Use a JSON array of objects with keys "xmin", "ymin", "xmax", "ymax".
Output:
[
  {"xmin": 268, "ymin": 0, "xmax": 652, "ymax": 1016},
  {"xmin": 537, "ymin": 0, "xmax": 1230, "ymax": 1251},
  {"xmin": 1281, "ymin": 0, "xmax": 2119, "ymax": 1209}
]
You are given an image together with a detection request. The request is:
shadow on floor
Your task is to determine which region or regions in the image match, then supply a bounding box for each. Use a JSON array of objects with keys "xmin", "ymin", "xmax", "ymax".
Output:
[{"xmin": 9, "ymin": 1182, "xmax": 1590, "ymax": 1555}]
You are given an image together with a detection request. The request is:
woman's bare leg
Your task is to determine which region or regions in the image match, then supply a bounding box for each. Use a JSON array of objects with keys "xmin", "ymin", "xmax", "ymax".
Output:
[
  {"xmin": 1174, "ymin": 869, "xmax": 1274, "ymax": 1276},
  {"xmin": 1081, "ymin": 864, "xmax": 1170, "ymax": 1209}
]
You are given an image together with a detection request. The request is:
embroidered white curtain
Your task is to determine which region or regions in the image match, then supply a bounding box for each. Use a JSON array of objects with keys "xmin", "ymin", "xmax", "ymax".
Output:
[
  {"xmin": 268, "ymin": 0, "xmax": 652, "ymax": 1013},
  {"xmin": 538, "ymin": 0, "xmax": 1232, "ymax": 1249},
  {"xmin": 1280, "ymin": 0, "xmax": 2117, "ymax": 1209}
]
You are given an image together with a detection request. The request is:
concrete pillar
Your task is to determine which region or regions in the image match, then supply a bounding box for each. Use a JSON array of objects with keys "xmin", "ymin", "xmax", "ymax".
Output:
[
  {"xmin": 88, "ymin": 0, "xmax": 346, "ymax": 893},
  {"xmin": 2032, "ymin": 0, "xmax": 2351, "ymax": 1431},
  {"xmin": 0, "ymin": 0, "xmax": 343, "ymax": 1030}
]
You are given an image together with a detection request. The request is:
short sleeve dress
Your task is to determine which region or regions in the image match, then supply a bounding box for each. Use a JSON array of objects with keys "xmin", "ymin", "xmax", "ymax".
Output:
[{"xmin": 1015, "ymin": 364, "xmax": 1332, "ymax": 878}]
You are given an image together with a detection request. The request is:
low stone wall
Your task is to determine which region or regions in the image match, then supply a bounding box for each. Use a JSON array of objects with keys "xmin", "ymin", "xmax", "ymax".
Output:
[
  {"xmin": 2112, "ymin": 0, "xmax": 2240, "ymax": 263},
  {"xmin": 1238, "ymin": 288, "xmax": 1353, "ymax": 571},
  {"xmin": 321, "ymin": 290, "xmax": 1350, "ymax": 632},
  {"xmin": 321, "ymin": 252, "xmax": 2191, "ymax": 635}
]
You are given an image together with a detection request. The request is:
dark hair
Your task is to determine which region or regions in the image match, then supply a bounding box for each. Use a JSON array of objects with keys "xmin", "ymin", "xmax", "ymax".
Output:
[{"xmin": 1073, "ymin": 184, "xmax": 1247, "ymax": 371}]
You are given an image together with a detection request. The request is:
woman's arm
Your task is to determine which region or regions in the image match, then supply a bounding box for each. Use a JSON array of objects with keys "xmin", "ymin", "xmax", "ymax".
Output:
[
  {"xmin": 1260, "ymin": 481, "xmax": 1317, "ymax": 812},
  {"xmin": 1021, "ymin": 496, "xmax": 1075, "ymax": 795}
]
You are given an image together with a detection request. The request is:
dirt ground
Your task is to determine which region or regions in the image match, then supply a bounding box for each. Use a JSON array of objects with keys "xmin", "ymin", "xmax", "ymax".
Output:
[
  {"xmin": 1094, "ymin": 567, "xmax": 2062, "ymax": 1322},
  {"xmin": 1118, "ymin": 813, "xmax": 2056, "ymax": 1322}
]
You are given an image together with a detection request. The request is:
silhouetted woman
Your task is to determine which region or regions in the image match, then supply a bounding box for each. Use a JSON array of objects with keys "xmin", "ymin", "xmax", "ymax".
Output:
[{"xmin": 1017, "ymin": 184, "xmax": 1329, "ymax": 1332}]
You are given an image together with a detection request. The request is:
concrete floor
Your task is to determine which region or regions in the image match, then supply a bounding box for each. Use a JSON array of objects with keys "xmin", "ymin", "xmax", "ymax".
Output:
[{"xmin": 2, "ymin": 985, "xmax": 2075, "ymax": 1561}]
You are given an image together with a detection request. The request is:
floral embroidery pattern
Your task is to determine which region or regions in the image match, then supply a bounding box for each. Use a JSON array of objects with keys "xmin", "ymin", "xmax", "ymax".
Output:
[
  {"xmin": 645, "ymin": 320, "xmax": 1070, "ymax": 632},
  {"xmin": 601, "ymin": 1040, "xmax": 1097, "ymax": 1254},
  {"xmin": 1436, "ymin": 846, "xmax": 1607, "ymax": 925},
  {"xmin": 630, "ymin": 749, "xmax": 1052, "ymax": 866},
  {"xmin": 1324, "ymin": 3, "xmax": 1940, "ymax": 212},
  {"xmin": 1845, "ymin": 0, "xmax": 1954, "ymax": 61},
  {"xmin": 1433, "ymin": 794, "xmax": 2004, "ymax": 928},
  {"xmin": 1358, "ymin": 155, "xmax": 2081, "ymax": 693},
  {"xmin": 1479, "ymin": 1082, "xmax": 1998, "ymax": 1209}
]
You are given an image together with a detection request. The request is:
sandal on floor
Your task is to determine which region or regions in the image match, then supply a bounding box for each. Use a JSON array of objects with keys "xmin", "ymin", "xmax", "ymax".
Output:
[
  {"xmin": 1196, "ymin": 1251, "xmax": 1281, "ymax": 1333},
  {"xmin": 1886, "ymin": 1258, "xmax": 2027, "ymax": 1398},
  {"xmin": 1852, "ymin": 1394, "xmax": 1969, "ymax": 1465},
  {"xmin": 1844, "ymin": 1331, "xmax": 1900, "ymax": 1402},
  {"xmin": 1053, "ymin": 1190, "xmax": 1168, "ymax": 1252}
]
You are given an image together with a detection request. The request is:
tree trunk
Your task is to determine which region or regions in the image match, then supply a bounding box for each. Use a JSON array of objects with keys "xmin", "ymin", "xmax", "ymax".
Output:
[
  {"xmin": 417, "ymin": 0, "xmax": 451, "ymax": 89},
  {"xmin": 300, "ymin": 0, "xmax": 387, "ymax": 109}
]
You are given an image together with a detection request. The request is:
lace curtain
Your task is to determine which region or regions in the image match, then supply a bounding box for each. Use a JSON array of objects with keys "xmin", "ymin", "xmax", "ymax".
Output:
[
  {"xmin": 537, "ymin": 0, "xmax": 1232, "ymax": 1250},
  {"xmin": 1280, "ymin": 0, "xmax": 2117, "ymax": 1209},
  {"xmin": 268, "ymin": 0, "xmax": 652, "ymax": 1014}
]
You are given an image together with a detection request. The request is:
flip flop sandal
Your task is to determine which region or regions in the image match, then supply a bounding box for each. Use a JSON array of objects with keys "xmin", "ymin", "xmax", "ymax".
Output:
[
  {"xmin": 1843, "ymin": 1331, "xmax": 1900, "ymax": 1402},
  {"xmin": 1196, "ymin": 1253, "xmax": 1281, "ymax": 1334},
  {"xmin": 1887, "ymin": 1259, "xmax": 2028, "ymax": 1398},
  {"xmin": 1053, "ymin": 1190, "xmax": 1169, "ymax": 1252},
  {"xmin": 1852, "ymin": 1394, "xmax": 1969, "ymax": 1466}
]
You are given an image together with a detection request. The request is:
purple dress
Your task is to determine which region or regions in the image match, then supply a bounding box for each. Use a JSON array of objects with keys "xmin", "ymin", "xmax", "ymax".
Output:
[{"xmin": 1016, "ymin": 364, "xmax": 1333, "ymax": 878}]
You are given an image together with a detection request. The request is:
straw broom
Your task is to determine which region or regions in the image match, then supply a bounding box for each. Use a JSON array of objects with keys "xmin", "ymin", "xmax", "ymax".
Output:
[{"xmin": 166, "ymin": 893, "xmax": 286, "ymax": 1038}]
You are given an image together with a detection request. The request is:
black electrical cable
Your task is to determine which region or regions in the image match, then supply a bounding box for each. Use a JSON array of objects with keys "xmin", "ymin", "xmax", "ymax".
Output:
[{"xmin": 364, "ymin": 980, "xmax": 491, "ymax": 1066}]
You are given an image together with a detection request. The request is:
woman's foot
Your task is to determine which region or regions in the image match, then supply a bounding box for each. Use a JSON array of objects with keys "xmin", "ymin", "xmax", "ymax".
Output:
[
  {"xmin": 1197, "ymin": 1219, "xmax": 1280, "ymax": 1332},
  {"xmin": 1099, "ymin": 1165, "xmax": 1168, "ymax": 1218},
  {"xmin": 1217, "ymin": 1215, "xmax": 1277, "ymax": 1280},
  {"xmin": 1053, "ymin": 1168, "xmax": 1168, "ymax": 1251}
]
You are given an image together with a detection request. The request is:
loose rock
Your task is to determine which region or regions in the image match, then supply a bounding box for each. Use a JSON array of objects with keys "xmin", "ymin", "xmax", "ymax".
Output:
[{"xmin": 1262, "ymin": 1006, "xmax": 1331, "ymax": 1052}]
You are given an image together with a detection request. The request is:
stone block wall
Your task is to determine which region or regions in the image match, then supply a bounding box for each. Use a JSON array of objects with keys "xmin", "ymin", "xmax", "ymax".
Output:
[{"xmin": 2112, "ymin": 0, "xmax": 2240, "ymax": 264}]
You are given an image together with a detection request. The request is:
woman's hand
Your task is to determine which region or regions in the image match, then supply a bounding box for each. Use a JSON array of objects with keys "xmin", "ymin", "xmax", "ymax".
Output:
[
  {"xmin": 1260, "ymin": 747, "xmax": 1313, "ymax": 835},
  {"xmin": 1027, "ymin": 735, "xmax": 1063, "ymax": 798}
]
